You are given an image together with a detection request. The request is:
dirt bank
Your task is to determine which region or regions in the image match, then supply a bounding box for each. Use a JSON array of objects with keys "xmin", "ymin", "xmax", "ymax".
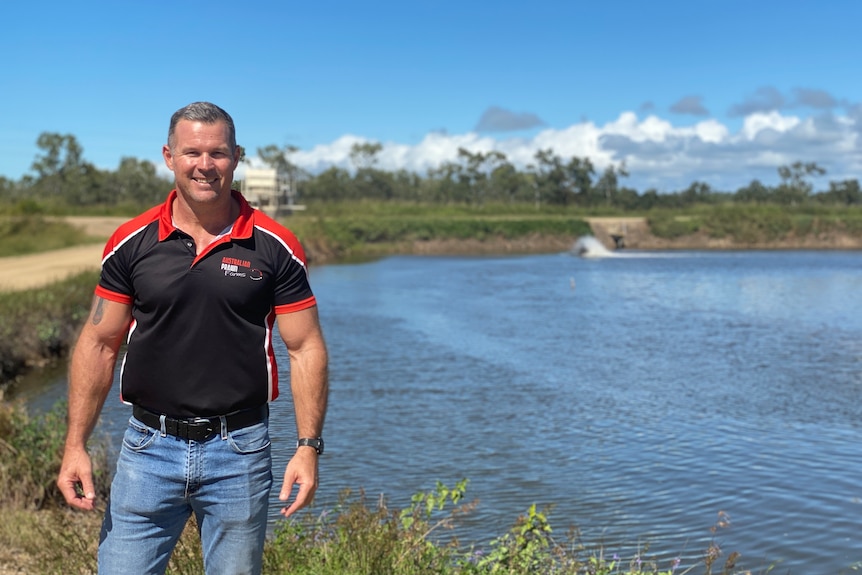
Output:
[
  {"xmin": 586, "ymin": 216, "xmax": 862, "ymax": 250},
  {"xmin": 1, "ymin": 216, "xmax": 860, "ymax": 293}
]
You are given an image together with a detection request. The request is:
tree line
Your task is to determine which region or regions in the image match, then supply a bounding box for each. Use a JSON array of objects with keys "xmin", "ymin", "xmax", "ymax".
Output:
[{"xmin": 1, "ymin": 132, "xmax": 860, "ymax": 211}]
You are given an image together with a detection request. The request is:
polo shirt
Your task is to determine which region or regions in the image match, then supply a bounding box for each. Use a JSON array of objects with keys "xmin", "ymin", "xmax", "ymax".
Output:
[{"xmin": 95, "ymin": 190, "xmax": 316, "ymax": 418}]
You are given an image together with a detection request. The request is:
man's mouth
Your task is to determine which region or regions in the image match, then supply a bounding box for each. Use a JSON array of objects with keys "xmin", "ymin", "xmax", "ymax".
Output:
[{"xmin": 193, "ymin": 177, "xmax": 218, "ymax": 184}]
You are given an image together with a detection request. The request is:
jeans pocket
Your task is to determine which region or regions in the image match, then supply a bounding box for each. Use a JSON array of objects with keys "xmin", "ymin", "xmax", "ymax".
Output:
[
  {"xmin": 123, "ymin": 416, "xmax": 158, "ymax": 451},
  {"xmin": 227, "ymin": 422, "xmax": 271, "ymax": 455}
]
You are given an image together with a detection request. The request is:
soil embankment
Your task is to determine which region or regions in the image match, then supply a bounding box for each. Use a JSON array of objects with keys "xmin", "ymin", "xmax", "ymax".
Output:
[
  {"xmin": 586, "ymin": 216, "xmax": 862, "ymax": 250},
  {"xmin": 1, "ymin": 215, "xmax": 860, "ymax": 293}
]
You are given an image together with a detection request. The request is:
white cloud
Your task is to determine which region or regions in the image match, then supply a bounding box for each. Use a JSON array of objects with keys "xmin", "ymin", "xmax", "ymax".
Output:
[
  {"xmin": 269, "ymin": 109, "xmax": 860, "ymax": 192},
  {"xmin": 694, "ymin": 120, "xmax": 729, "ymax": 144},
  {"xmin": 740, "ymin": 111, "xmax": 801, "ymax": 141}
]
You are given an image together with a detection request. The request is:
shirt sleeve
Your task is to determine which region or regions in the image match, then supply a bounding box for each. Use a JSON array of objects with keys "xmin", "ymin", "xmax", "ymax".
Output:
[{"xmin": 271, "ymin": 227, "xmax": 317, "ymax": 314}]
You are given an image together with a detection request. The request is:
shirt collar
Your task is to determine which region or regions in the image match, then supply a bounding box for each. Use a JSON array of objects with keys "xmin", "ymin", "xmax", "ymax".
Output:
[{"xmin": 157, "ymin": 190, "xmax": 255, "ymax": 241}]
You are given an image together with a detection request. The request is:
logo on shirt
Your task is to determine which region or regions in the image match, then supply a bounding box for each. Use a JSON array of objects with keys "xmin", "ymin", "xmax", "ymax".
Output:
[{"xmin": 220, "ymin": 256, "xmax": 263, "ymax": 280}]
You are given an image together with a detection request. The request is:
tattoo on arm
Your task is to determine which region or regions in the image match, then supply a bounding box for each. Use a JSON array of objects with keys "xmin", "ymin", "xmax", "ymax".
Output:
[{"xmin": 91, "ymin": 297, "xmax": 106, "ymax": 325}]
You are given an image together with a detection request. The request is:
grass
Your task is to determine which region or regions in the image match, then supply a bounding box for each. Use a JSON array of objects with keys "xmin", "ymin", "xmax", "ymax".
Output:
[
  {"xmin": 280, "ymin": 203, "xmax": 593, "ymax": 262},
  {"xmin": 646, "ymin": 204, "xmax": 862, "ymax": 243},
  {"xmin": 0, "ymin": 399, "xmax": 773, "ymax": 574},
  {"xmin": 0, "ymin": 216, "xmax": 102, "ymax": 258},
  {"xmin": 2, "ymin": 203, "xmax": 862, "ymax": 265},
  {"xmin": 0, "ymin": 404, "xmax": 757, "ymax": 575},
  {"xmin": 0, "ymin": 270, "xmax": 96, "ymax": 384}
]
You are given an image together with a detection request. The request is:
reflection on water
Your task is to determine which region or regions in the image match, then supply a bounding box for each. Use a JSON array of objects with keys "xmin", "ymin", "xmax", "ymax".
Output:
[{"xmin": 18, "ymin": 250, "xmax": 862, "ymax": 572}]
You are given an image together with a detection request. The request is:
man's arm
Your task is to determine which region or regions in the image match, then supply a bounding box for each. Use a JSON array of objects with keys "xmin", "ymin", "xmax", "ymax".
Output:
[
  {"xmin": 57, "ymin": 295, "xmax": 131, "ymax": 510},
  {"xmin": 276, "ymin": 305, "xmax": 329, "ymax": 517}
]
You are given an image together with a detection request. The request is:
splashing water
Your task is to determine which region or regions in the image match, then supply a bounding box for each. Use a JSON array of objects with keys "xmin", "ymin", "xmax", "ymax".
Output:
[{"xmin": 572, "ymin": 235, "xmax": 614, "ymax": 258}]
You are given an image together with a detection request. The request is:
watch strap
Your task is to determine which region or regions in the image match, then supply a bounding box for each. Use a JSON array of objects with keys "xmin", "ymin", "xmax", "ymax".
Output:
[{"xmin": 297, "ymin": 437, "xmax": 324, "ymax": 454}]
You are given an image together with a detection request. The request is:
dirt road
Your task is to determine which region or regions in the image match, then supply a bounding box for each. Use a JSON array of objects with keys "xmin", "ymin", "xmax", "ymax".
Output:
[
  {"xmin": 0, "ymin": 217, "xmax": 125, "ymax": 292},
  {"xmin": 0, "ymin": 244, "xmax": 104, "ymax": 291}
]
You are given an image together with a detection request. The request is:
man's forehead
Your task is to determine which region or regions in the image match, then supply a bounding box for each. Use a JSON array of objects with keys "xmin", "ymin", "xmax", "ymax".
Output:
[
  {"xmin": 173, "ymin": 120, "xmax": 232, "ymax": 146},
  {"xmin": 175, "ymin": 119, "xmax": 229, "ymax": 134}
]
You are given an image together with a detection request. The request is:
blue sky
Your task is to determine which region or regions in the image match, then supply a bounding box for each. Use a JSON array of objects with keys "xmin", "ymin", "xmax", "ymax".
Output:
[{"xmin": 2, "ymin": 0, "xmax": 860, "ymax": 192}]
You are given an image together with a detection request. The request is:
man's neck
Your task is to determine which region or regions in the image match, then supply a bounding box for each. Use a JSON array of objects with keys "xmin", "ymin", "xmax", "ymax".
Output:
[{"xmin": 171, "ymin": 192, "xmax": 239, "ymax": 243}]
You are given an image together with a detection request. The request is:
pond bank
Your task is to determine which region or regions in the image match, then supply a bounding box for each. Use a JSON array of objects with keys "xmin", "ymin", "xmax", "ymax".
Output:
[{"xmin": 1, "ymin": 214, "xmax": 860, "ymax": 391}]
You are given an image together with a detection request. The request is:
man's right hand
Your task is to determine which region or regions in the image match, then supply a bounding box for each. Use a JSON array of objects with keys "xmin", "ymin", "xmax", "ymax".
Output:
[{"xmin": 57, "ymin": 447, "xmax": 97, "ymax": 511}]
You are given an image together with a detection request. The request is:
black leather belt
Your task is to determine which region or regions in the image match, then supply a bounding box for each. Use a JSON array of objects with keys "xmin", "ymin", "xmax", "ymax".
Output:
[{"xmin": 132, "ymin": 405, "xmax": 268, "ymax": 442}]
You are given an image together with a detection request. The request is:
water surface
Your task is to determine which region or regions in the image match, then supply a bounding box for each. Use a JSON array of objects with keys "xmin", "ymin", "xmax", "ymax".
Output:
[{"xmin": 24, "ymin": 249, "xmax": 862, "ymax": 573}]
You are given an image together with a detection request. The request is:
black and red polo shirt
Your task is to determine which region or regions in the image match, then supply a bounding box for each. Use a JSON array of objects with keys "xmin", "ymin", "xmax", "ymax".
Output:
[{"xmin": 95, "ymin": 190, "xmax": 316, "ymax": 418}]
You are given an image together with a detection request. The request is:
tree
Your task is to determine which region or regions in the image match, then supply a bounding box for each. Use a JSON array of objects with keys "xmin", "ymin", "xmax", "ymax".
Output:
[
  {"xmin": 348, "ymin": 142, "xmax": 383, "ymax": 171},
  {"xmin": 775, "ymin": 161, "xmax": 826, "ymax": 205},
  {"xmin": 592, "ymin": 163, "xmax": 628, "ymax": 206},
  {"xmin": 679, "ymin": 181, "xmax": 713, "ymax": 205},
  {"xmin": 427, "ymin": 161, "xmax": 468, "ymax": 204},
  {"xmin": 257, "ymin": 144, "xmax": 291, "ymax": 173},
  {"xmin": 0, "ymin": 176, "xmax": 14, "ymax": 202},
  {"xmin": 299, "ymin": 166, "xmax": 351, "ymax": 202},
  {"xmin": 455, "ymin": 148, "xmax": 508, "ymax": 205},
  {"xmin": 30, "ymin": 132, "xmax": 95, "ymax": 202},
  {"xmin": 107, "ymin": 157, "xmax": 172, "ymax": 205},
  {"xmin": 735, "ymin": 179, "xmax": 772, "ymax": 203},
  {"xmin": 530, "ymin": 149, "xmax": 570, "ymax": 206},
  {"xmin": 489, "ymin": 161, "xmax": 527, "ymax": 203},
  {"xmin": 639, "ymin": 188, "xmax": 660, "ymax": 210},
  {"xmin": 818, "ymin": 179, "xmax": 862, "ymax": 206},
  {"xmin": 347, "ymin": 142, "xmax": 396, "ymax": 200},
  {"xmin": 565, "ymin": 157, "xmax": 595, "ymax": 204},
  {"xmin": 256, "ymin": 143, "xmax": 308, "ymax": 204}
]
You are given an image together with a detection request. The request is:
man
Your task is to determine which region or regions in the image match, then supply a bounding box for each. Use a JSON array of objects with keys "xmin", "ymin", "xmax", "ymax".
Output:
[{"xmin": 57, "ymin": 102, "xmax": 329, "ymax": 574}]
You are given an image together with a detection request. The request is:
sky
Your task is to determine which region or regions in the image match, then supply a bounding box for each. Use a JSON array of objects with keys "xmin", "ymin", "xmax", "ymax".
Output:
[{"xmin": 2, "ymin": 0, "xmax": 860, "ymax": 193}]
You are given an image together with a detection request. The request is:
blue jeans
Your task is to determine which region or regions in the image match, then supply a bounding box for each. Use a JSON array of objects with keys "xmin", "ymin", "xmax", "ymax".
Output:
[{"xmin": 98, "ymin": 413, "xmax": 273, "ymax": 575}]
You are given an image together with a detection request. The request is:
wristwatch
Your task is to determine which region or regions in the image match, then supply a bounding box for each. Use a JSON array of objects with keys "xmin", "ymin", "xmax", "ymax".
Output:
[{"xmin": 296, "ymin": 437, "xmax": 325, "ymax": 455}]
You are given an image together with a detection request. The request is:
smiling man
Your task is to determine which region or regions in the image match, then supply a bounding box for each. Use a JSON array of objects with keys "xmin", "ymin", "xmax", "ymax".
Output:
[{"xmin": 57, "ymin": 102, "xmax": 329, "ymax": 575}]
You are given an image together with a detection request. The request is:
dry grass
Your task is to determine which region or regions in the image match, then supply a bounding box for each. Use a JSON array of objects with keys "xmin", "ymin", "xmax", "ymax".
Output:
[{"xmin": 0, "ymin": 508, "xmax": 100, "ymax": 574}]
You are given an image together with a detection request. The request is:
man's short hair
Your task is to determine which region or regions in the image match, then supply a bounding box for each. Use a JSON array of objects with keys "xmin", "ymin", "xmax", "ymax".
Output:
[{"xmin": 168, "ymin": 102, "xmax": 237, "ymax": 150}]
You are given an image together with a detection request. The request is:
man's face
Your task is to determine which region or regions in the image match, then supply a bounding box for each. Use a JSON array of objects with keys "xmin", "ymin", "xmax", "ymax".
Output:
[{"xmin": 162, "ymin": 120, "xmax": 239, "ymax": 205}]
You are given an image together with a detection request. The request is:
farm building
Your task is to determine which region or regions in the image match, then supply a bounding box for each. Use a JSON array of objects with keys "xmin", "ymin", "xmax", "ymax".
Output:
[{"xmin": 240, "ymin": 167, "xmax": 304, "ymax": 216}]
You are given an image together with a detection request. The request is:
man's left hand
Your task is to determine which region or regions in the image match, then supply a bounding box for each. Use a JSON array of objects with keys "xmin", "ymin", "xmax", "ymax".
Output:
[{"xmin": 278, "ymin": 447, "xmax": 319, "ymax": 517}]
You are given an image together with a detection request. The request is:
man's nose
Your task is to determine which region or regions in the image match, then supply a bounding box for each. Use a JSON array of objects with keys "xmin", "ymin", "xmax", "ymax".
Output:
[{"xmin": 197, "ymin": 154, "xmax": 215, "ymax": 169}]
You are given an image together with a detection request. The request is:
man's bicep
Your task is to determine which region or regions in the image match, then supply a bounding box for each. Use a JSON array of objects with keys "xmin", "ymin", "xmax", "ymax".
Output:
[
  {"xmin": 82, "ymin": 295, "xmax": 132, "ymax": 346},
  {"xmin": 276, "ymin": 306, "xmax": 325, "ymax": 351}
]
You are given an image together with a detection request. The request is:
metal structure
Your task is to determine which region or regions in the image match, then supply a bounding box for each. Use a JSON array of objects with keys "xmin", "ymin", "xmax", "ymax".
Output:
[{"xmin": 240, "ymin": 167, "xmax": 305, "ymax": 216}]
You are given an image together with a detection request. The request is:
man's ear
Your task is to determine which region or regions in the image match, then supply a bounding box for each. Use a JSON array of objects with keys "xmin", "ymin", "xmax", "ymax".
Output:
[{"xmin": 162, "ymin": 144, "xmax": 174, "ymax": 171}]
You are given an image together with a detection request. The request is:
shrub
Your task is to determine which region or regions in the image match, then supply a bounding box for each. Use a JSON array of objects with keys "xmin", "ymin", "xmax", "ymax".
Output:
[
  {"xmin": 0, "ymin": 400, "xmax": 111, "ymax": 510},
  {"xmin": 0, "ymin": 270, "xmax": 96, "ymax": 383}
]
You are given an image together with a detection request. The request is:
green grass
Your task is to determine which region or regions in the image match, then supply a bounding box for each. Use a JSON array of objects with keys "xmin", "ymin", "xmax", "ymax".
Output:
[
  {"xmin": 0, "ymin": 216, "xmax": 102, "ymax": 257},
  {"xmin": 3, "ymin": 203, "xmax": 862, "ymax": 263},
  {"xmin": 646, "ymin": 204, "xmax": 862, "ymax": 243},
  {"xmin": 0, "ymin": 403, "xmax": 761, "ymax": 574},
  {"xmin": 0, "ymin": 270, "xmax": 96, "ymax": 383}
]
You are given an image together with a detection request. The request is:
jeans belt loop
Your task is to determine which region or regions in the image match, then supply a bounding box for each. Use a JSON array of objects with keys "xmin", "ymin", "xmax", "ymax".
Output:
[
  {"xmin": 158, "ymin": 414, "xmax": 167, "ymax": 437},
  {"xmin": 219, "ymin": 415, "xmax": 228, "ymax": 440}
]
